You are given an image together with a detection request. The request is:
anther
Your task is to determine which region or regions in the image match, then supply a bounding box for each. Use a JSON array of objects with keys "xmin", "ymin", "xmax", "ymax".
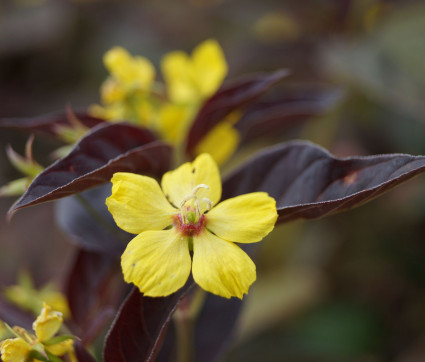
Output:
[{"xmin": 203, "ymin": 198, "xmax": 213, "ymax": 211}]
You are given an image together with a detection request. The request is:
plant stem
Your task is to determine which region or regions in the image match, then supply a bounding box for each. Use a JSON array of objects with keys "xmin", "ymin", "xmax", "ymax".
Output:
[{"xmin": 173, "ymin": 288, "xmax": 207, "ymax": 362}]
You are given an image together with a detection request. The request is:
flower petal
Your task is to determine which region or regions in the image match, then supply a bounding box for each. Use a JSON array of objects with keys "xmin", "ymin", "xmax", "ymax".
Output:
[
  {"xmin": 33, "ymin": 304, "xmax": 63, "ymax": 342},
  {"xmin": 161, "ymin": 153, "xmax": 221, "ymax": 211},
  {"xmin": 121, "ymin": 229, "xmax": 191, "ymax": 297},
  {"xmin": 106, "ymin": 172, "xmax": 176, "ymax": 234},
  {"xmin": 104, "ymin": 47, "xmax": 155, "ymax": 90},
  {"xmin": 206, "ymin": 192, "xmax": 277, "ymax": 243},
  {"xmin": 192, "ymin": 231, "xmax": 256, "ymax": 299},
  {"xmin": 0, "ymin": 338, "xmax": 31, "ymax": 361},
  {"xmin": 192, "ymin": 39, "xmax": 228, "ymax": 99},
  {"xmin": 195, "ymin": 120, "xmax": 240, "ymax": 166},
  {"xmin": 158, "ymin": 103, "xmax": 196, "ymax": 144},
  {"xmin": 161, "ymin": 51, "xmax": 197, "ymax": 104}
]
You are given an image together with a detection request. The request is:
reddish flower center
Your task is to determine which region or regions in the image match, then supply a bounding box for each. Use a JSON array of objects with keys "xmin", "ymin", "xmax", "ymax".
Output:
[{"xmin": 173, "ymin": 213, "xmax": 206, "ymax": 237}]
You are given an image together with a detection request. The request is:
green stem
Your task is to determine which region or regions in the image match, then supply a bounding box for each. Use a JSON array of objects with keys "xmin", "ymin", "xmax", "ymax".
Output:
[{"xmin": 173, "ymin": 288, "xmax": 207, "ymax": 362}]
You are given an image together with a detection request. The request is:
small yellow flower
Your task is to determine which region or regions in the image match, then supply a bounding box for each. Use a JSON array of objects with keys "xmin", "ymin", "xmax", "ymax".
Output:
[
  {"xmin": 103, "ymin": 46, "xmax": 155, "ymax": 94},
  {"xmin": 3, "ymin": 271, "xmax": 70, "ymax": 319},
  {"xmin": 33, "ymin": 304, "xmax": 63, "ymax": 343},
  {"xmin": 0, "ymin": 338, "xmax": 31, "ymax": 362},
  {"xmin": 161, "ymin": 39, "xmax": 228, "ymax": 104},
  {"xmin": 0, "ymin": 304, "xmax": 75, "ymax": 362},
  {"xmin": 106, "ymin": 153, "xmax": 277, "ymax": 299}
]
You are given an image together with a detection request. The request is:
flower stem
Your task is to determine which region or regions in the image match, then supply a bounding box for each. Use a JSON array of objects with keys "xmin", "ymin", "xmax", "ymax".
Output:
[{"xmin": 173, "ymin": 288, "xmax": 207, "ymax": 362}]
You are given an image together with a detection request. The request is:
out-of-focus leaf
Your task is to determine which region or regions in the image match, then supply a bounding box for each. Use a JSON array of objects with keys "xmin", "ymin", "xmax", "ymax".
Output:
[
  {"xmin": 194, "ymin": 294, "xmax": 242, "ymax": 362},
  {"xmin": 74, "ymin": 340, "xmax": 97, "ymax": 362},
  {"xmin": 0, "ymin": 110, "xmax": 104, "ymax": 136},
  {"xmin": 55, "ymin": 185, "xmax": 129, "ymax": 255},
  {"xmin": 8, "ymin": 123, "xmax": 171, "ymax": 217},
  {"xmin": 64, "ymin": 248, "xmax": 125, "ymax": 342},
  {"xmin": 0, "ymin": 298, "xmax": 33, "ymax": 330},
  {"xmin": 157, "ymin": 291, "xmax": 243, "ymax": 362},
  {"xmin": 186, "ymin": 70, "xmax": 289, "ymax": 155},
  {"xmin": 222, "ymin": 140, "xmax": 425, "ymax": 223},
  {"xmin": 103, "ymin": 287, "xmax": 191, "ymax": 362},
  {"xmin": 236, "ymin": 87, "xmax": 341, "ymax": 143}
]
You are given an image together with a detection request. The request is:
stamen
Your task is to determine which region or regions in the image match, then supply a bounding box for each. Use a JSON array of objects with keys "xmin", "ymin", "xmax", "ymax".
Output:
[
  {"xmin": 203, "ymin": 198, "xmax": 213, "ymax": 211},
  {"xmin": 179, "ymin": 183, "xmax": 211, "ymax": 224}
]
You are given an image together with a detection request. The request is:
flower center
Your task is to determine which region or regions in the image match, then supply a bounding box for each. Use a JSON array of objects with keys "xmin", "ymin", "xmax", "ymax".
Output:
[{"xmin": 173, "ymin": 184, "xmax": 212, "ymax": 236}]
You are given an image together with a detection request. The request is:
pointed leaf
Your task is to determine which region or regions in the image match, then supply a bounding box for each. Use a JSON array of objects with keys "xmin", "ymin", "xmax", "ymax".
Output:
[
  {"xmin": 103, "ymin": 287, "xmax": 191, "ymax": 362},
  {"xmin": 185, "ymin": 70, "xmax": 289, "ymax": 155},
  {"xmin": 222, "ymin": 141, "xmax": 425, "ymax": 223},
  {"xmin": 55, "ymin": 185, "xmax": 130, "ymax": 255},
  {"xmin": 236, "ymin": 87, "xmax": 341, "ymax": 143},
  {"xmin": 8, "ymin": 123, "xmax": 171, "ymax": 217},
  {"xmin": 0, "ymin": 110, "xmax": 104, "ymax": 136},
  {"xmin": 64, "ymin": 248, "xmax": 126, "ymax": 340}
]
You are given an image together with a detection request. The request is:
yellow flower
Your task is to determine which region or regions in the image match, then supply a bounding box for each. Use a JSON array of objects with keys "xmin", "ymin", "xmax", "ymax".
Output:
[
  {"xmin": 103, "ymin": 46, "xmax": 155, "ymax": 95},
  {"xmin": 106, "ymin": 153, "xmax": 277, "ymax": 299},
  {"xmin": 0, "ymin": 304, "xmax": 75, "ymax": 362},
  {"xmin": 161, "ymin": 39, "xmax": 228, "ymax": 104},
  {"xmin": 3, "ymin": 271, "xmax": 70, "ymax": 319},
  {"xmin": 33, "ymin": 304, "xmax": 63, "ymax": 343},
  {"xmin": 0, "ymin": 338, "xmax": 31, "ymax": 362}
]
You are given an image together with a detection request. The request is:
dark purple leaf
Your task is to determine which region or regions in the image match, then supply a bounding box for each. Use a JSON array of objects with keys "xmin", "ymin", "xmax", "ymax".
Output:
[
  {"xmin": 236, "ymin": 87, "xmax": 342, "ymax": 143},
  {"xmin": 8, "ymin": 123, "xmax": 171, "ymax": 217},
  {"xmin": 64, "ymin": 248, "xmax": 127, "ymax": 339},
  {"xmin": 186, "ymin": 70, "xmax": 289, "ymax": 155},
  {"xmin": 55, "ymin": 185, "xmax": 130, "ymax": 255},
  {"xmin": 74, "ymin": 341, "xmax": 97, "ymax": 362},
  {"xmin": 222, "ymin": 140, "xmax": 425, "ymax": 223},
  {"xmin": 0, "ymin": 110, "xmax": 104, "ymax": 136},
  {"xmin": 0, "ymin": 298, "xmax": 33, "ymax": 329},
  {"xmin": 103, "ymin": 287, "xmax": 192, "ymax": 362}
]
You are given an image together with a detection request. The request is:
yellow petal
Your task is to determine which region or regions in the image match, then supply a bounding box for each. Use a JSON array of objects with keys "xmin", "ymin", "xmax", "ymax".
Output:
[
  {"xmin": 161, "ymin": 51, "xmax": 197, "ymax": 104},
  {"xmin": 195, "ymin": 120, "xmax": 239, "ymax": 166},
  {"xmin": 45, "ymin": 339, "xmax": 74, "ymax": 356},
  {"xmin": 0, "ymin": 338, "xmax": 31, "ymax": 362},
  {"xmin": 40, "ymin": 291, "xmax": 70, "ymax": 320},
  {"xmin": 121, "ymin": 229, "xmax": 191, "ymax": 297},
  {"xmin": 192, "ymin": 39, "xmax": 228, "ymax": 99},
  {"xmin": 106, "ymin": 173, "xmax": 177, "ymax": 234},
  {"xmin": 33, "ymin": 304, "xmax": 63, "ymax": 342},
  {"xmin": 207, "ymin": 192, "xmax": 277, "ymax": 244},
  {"xmin": 157, "ymin": 103, "xmax": 195, "ymax": 144},
  {"xmin": 104, "ymin": 47, "xmax": 155, "ymax": 90},
  {"xmin": 161, "ymin": 153, "xmax": 221, "ymax": 210},
  {"xmin": 192, "ymin": 231, "xmax": 256, "ymax": 299},
  {"xmin": 100, "ymin": 78, "xmax": 126, "ymax": 104}
]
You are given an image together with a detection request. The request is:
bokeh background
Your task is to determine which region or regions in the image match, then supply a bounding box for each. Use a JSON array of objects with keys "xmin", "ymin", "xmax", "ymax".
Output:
[{"xmin": 2, "ymin": 0, "xmax": 425, "ymax": 360}]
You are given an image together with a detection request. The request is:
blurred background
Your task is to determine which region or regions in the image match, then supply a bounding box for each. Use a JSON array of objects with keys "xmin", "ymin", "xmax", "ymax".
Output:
[{"xmin": 1, "ymin": 0, "xmax": 425, "ymax": 361}]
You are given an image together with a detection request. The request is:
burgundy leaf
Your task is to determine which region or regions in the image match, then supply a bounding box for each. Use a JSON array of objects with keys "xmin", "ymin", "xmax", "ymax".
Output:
[
  {"xmin": 104, "ymin": 287, "xmax": 191, "ymax": 362},
  {"xmin": 185, "ymin": 69, "xmax": 289, "ymax": 155},
  {"xmin": 0, "ymin": 110, "xmax": 104, "ymax": 136},
  {"xmin": 0, "ymin": 298, "xmax": 33, "ymax": 329},
  {"xmin": 55, "ymin": 185, "xmax": 130, "ymax": 255},
  {"xmin": 74, "ymin": 341, "xmax": 97, "ymax": 362},
  {"xmin": 64, "ymin": 248, "xmax": 126, "ymax": 339},
  {"xmin": 222, "ymin": 141, "xmax": 425, "ymax": 223},
  {"xmin": 236, "ymin": 87, "xmax": 341, "ymax": 143},
  {"xmin": 8, "ymin": 123, "xmax": 171, "ymax": 217}
]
